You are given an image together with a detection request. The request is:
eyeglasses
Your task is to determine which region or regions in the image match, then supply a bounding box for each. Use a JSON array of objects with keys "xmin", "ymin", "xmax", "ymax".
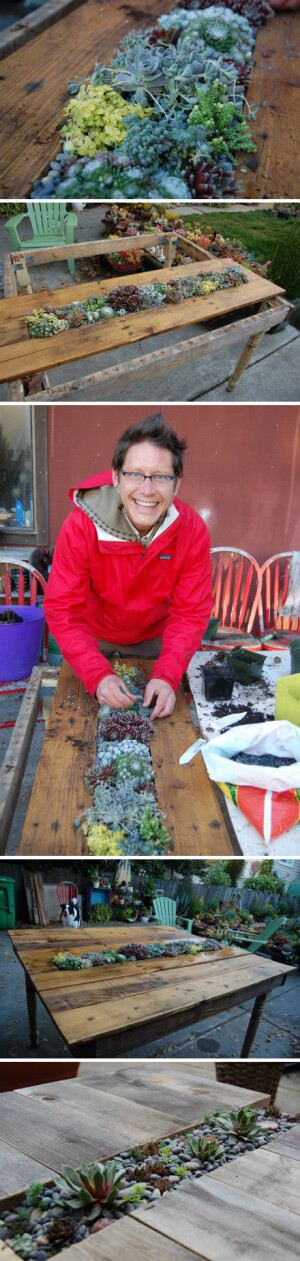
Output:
[{"xmin": 120, "ymin": 471, "xmax": 175, "ymax": 487}]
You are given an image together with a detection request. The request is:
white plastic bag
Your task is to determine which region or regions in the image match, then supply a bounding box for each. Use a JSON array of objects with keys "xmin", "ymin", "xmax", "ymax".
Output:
[{"xmin": 201, "ymin": 720, "xmax": 300, "ymax": 793}]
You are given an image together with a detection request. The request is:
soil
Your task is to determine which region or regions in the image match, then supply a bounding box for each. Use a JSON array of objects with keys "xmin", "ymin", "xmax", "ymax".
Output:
[
  {"xmin": 0, "ymin": 610, "xmax": 23, "ymax": 624},
  {"xmin": 231, "ymin": 753, "xmax": 296, "ymax": 767}
]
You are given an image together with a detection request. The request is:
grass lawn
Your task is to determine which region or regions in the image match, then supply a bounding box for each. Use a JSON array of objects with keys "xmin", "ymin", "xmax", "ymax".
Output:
[{"xmin": 181, "ymin": 209, "xmax": 297, "ymax": 266}]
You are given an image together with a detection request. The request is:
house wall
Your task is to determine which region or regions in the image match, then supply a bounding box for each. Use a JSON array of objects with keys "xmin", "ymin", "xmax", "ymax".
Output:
[{"xmin": 47, "ymin": 404, "xmax": 300, "ymax": 564}]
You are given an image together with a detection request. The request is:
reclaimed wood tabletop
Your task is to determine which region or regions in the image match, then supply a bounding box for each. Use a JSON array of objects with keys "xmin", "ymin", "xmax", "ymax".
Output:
[
  {"xmin": 0, "ymin": 1064, "xmax": 274, "ymax": 1195},
  {"xmin": 0, "ymin": 259, "xmax": 284, "ymax": 386},
  {"xmin": 9, "ymin": 923, "xmax": 292, "ymax": 1058},
  {"xmin": 0, "ymin": 1078, "xmax": 299, "ymax": 1261},
  {"xmin": 0, "ymin": 1, "xmax": 298, "ymax": 198},
  {"xmin": 18, "ymin": 659, "xmax": 237, "ymax": 857}
]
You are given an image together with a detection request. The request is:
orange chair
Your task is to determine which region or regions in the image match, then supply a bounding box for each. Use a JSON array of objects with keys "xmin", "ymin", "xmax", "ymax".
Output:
[
  {"xmin": 258, "ymin": 552, "xmax": 300, "ymax": 636},
  {"xmin": 57, "ymin": 883, "xmax": 79, "ymax": 923},
  {"xmin": 0, "ymin": 555, "xmax": 48, "ymax": 659},
  {"xmin": 210, "ymin": 548, "xmax": 261, "ymax": 636}
]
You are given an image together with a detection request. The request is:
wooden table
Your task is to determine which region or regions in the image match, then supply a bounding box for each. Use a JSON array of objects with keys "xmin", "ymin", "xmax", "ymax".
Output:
[
  {"xmin": 18, "ymin": 659, "xmax": 237, "ymax": 857},
  {"xmin": 0, "ymin": 1064, "xmax": 275, "ymax": 1194},
  {"xmin": 1, "ymin": 245, "xmax": 287, "ymax": 402},
  {"xmin": 9, "ymin": 923, "xmax": 292, "ymax": 1058},
  {"xmin": 0, "ymin": 1, "xmax": 298, "ymax": 198},
  {"xmin": 188, "ymin": 648, "xmax": 300, "ymax": 858}
]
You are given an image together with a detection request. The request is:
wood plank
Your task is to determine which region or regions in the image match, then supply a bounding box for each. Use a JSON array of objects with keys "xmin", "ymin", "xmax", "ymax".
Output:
[
  {"xmin": 0, "ymin": 1141, "xmax": 53, "ymax": 1197},
  {"xmin": 56, "ymin": 1218, "xmax": 206, "ymax": 1261},
  {"xmin": 0, "ymin": 1080, "xmax": 186, "ymax": 1144},
  {"xmin": 75, "ymin": 1069, "xmax": 271, "ymax": 1116},
  {"xmin": 0, "ymin": 1090, "xmax": 174, "ymax": 1170},
  {"xmin": 10, "ymin": 233, "xmax": 179, "ymax": 265},
  {"xmin": 241, "ymin": 12, "xmax": 300, "ymax": 198},
  {"xmin": 19, "ymin": 659, "xmax": 234, "ymax": 855},
  {"xmin": 269, "ymin": 1122, "xmax": 300, "ymax": 1159},
  {"xmin": 132, "ymin": 1175, "xmax": 300, "ymax": 1260},
  {"xmin": 19, "ymin": 661, "xmax": 98, "ymax": 855},
  {"xmin": 0, "ymin": 0, "xmax": 176, "ymax": 197},
  {"xmin": 0, "ymin": 0, "xmax": 87, "ymax": 60},
  {"xmin": 207, "ymin": 1146, "xmax": 300, "ymax": 1214},
  {"xmin": 0, "ymin": 261, "xmax": 284, "ymax": 386},
  {"xmin": 0, "ymin": 666, "xmax": 42, "ymax": 853}
]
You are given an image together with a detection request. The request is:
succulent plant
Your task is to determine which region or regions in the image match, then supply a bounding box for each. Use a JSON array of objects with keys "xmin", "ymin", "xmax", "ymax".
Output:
[
  {"xmin": 186, "ymin": 1134, "xmax": 224, "ymax": 1161},
  {"xmin": 53, "ymin": 1161, "xmax": 125, "ymax": 1220},
  {"xmin": 48, "ymin": 1218, "xmax": 77, "ymax": 1247},
  {"xmin": 99, "ymin": 709, "xmax": 154, "ymax": 741},
  {"xmin": 186, "ymin": 155, "xmax": 238, "ymax": 196},
  {"xmin": 108, "ymin": 284, "xmax": 142, "ymax": 313},
  {"xmin": 216, "ymin": 1107, "xmax": 264, "ymax": 1141}
]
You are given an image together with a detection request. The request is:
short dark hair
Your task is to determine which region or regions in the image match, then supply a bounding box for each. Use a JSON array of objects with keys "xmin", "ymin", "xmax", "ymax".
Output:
[{"xmin": 112, "ymin": 413, "xmax": 187, "ymax": 479}]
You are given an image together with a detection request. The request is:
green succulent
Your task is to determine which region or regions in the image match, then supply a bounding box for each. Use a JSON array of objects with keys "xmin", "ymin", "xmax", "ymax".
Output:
[
  {"xmin": 53, "ymin": 1160, "xmax": 125, "ymax": 1220},
  {"xmin": 186, "ymin": 1134, "xmax": 224, "ymax": 1162},
  {"xmin": 25, "ymin": 1183, "xmax": 45, "ymax": 1207},
  {"xmin": 216, "ymin": 1107, "xmax": 264, "ymax": 1141}
]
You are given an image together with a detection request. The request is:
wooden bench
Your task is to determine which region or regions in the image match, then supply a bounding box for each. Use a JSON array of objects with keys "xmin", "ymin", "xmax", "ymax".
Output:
[
  {"xmin": 0, "ymin": 3, "xmax": 299, "ymax": 198},
  {"xmin": 2, "ymin": 234, "xmax": 287, "ymax": 402}
]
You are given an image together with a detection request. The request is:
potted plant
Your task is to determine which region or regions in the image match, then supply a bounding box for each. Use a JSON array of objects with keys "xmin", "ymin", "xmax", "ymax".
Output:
[
  {"xmin": 107, "ymin": 249, "xmax": 143, "ymax": 274},
  {"xmin": 89, "ymin": 903, "xmax": 112, "ymax": 925},
  {"xmin": 119, "ymin": 905, "xmax": 137, "ymax": 922},
  {"xmin": 140, "ymin": 905, "xmax": 149, "ymax": 924},
  {"xmin": 87, "ymin": 866, "xmax": 102, "ymax": 888}
]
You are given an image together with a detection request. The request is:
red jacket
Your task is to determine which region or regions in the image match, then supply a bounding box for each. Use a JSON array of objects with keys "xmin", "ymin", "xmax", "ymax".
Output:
[{"xmin": 44, "ymin": 471, "xmax": 213, "ymax": 696}]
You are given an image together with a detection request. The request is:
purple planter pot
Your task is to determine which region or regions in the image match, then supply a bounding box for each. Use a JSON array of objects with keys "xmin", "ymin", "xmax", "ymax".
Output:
[{"xmin": 0, "ymin": 604, "xmax": 45, "ymax": 681}]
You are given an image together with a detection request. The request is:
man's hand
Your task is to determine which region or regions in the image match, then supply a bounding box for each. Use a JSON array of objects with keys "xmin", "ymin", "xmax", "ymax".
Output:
[
  {"xmin": 96, "ymin": 673, "xmax": 136, "ymax": 709},
  {"xmin": 142, "ymin": 678, "xmax": 176, "ymax": 720}
]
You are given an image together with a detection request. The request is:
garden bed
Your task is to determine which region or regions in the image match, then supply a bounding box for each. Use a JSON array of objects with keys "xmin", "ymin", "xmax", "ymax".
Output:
[{"xmin": 0, "ymin": 1107, "xmax": 297, "ymax": 1261}]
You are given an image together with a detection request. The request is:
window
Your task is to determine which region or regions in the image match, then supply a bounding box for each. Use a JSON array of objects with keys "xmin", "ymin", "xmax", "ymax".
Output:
[{"xmin": 0, "ymin": 405, "xmax": 48, "ymax": 547}]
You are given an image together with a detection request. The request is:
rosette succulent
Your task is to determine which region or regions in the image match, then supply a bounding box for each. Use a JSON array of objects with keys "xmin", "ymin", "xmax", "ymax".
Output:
[
  {"xmin": 186, "ymin": 1134, "xmax": 225, "ymax": 1160},
  {"xmin": 54, "ymin": 1161, "xmax": 145, "ymax": 1220},
  {"xmin": 216, "ymin": 1107, "xmax": 264, "ymax": 1140}
]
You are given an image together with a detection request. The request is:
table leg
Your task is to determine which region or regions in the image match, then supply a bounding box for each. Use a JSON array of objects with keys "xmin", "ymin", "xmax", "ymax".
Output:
[
  {"xmin": 240, "ymin": 991, "xmax": 267, "ymax": 1057},
  {"xmin": 25, "ymin": 974, "xmax": 40, "ymax": 1046},
  {"xmin": 226, "ymin": 329, "xmax": 265, "ymax": 393}
]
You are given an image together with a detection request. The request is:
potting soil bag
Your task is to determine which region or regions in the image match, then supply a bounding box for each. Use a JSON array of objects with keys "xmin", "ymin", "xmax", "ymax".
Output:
[
  {"xmin": 201, "ymin": 720, "xmax": 300, "ymax": 793},
  {"xmin": 219, "ymin": 780, "xmax": 300, "ymax": 843}
]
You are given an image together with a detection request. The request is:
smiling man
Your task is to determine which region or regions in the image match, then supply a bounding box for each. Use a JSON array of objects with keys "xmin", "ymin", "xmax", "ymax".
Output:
[{"xmin": 44, "ymin": 413, "xmax": 213, "ymax": 719}]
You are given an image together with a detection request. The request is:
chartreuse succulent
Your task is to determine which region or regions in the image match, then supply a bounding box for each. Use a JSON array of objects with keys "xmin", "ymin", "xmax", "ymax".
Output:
[
  {"xmin": 186, "ymin": 1134, "xmax": 225, "ymax": 1161},
  {"xmin": 53, "ymin": 1160, "xmax": 146, "ymax": 1220},
  {"xmin": 216, "ymin": 1107, "xmax": 264, "ymax": 1140},
  {"xmin": 62, "ymin": 84, "xmax": 151, "ymax": 157}
]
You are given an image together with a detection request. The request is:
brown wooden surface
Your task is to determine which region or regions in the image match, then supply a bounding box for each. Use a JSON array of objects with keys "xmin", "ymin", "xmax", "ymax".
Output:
[
  {"xmin": 9, "ymin": 924, "xmax": 291, "ymax": 1055},
  {"xmin": 19, "ymin": 658, "xmax": 234, "ymax": 855},
  {"xmin": 132, "ymin": 1159, "xmax": 300, "ymax": 1261},
  {"xmin": 0, "ymin": 5, "xmax": 298, "ymax": 197},
  {"xmin": 241, "ymin": 12, "xmax": 300, "ymax": 198},
  {"xmin": 0, "ymin": 666, "xmax": 42, "ymax": 853},
  {"xmin": 28, "ymin": 298, "xmax": 290, "ymax": 403},
  {"xmin": 0, "ymin": 259, "xmax": 284, "ymax": 386},
  {"xmin": 0, "ymin": 0, "xmax": 175, "ymax": 196},
  {"xmin": 0, "ymin": 1065, "xmax": 270, "ymax": 1199}
]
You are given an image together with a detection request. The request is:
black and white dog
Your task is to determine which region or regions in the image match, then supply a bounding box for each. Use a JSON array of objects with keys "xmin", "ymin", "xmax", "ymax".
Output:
[{"xmin": 61, "ymin": 898, "xmax": 81, "ymax": 927}]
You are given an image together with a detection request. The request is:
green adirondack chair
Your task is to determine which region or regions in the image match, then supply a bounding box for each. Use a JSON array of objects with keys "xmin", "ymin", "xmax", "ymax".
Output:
[
  {"xmin": 247, "ymin": 916, "xmax": 287, "ymax": 954},
  {"xmin": 6, "ymin": 202, "xmax": 78, "ymax": 275},
  {"xmin": 153, "ymin": 896, "xmax": 193, "ymax": 935}
]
